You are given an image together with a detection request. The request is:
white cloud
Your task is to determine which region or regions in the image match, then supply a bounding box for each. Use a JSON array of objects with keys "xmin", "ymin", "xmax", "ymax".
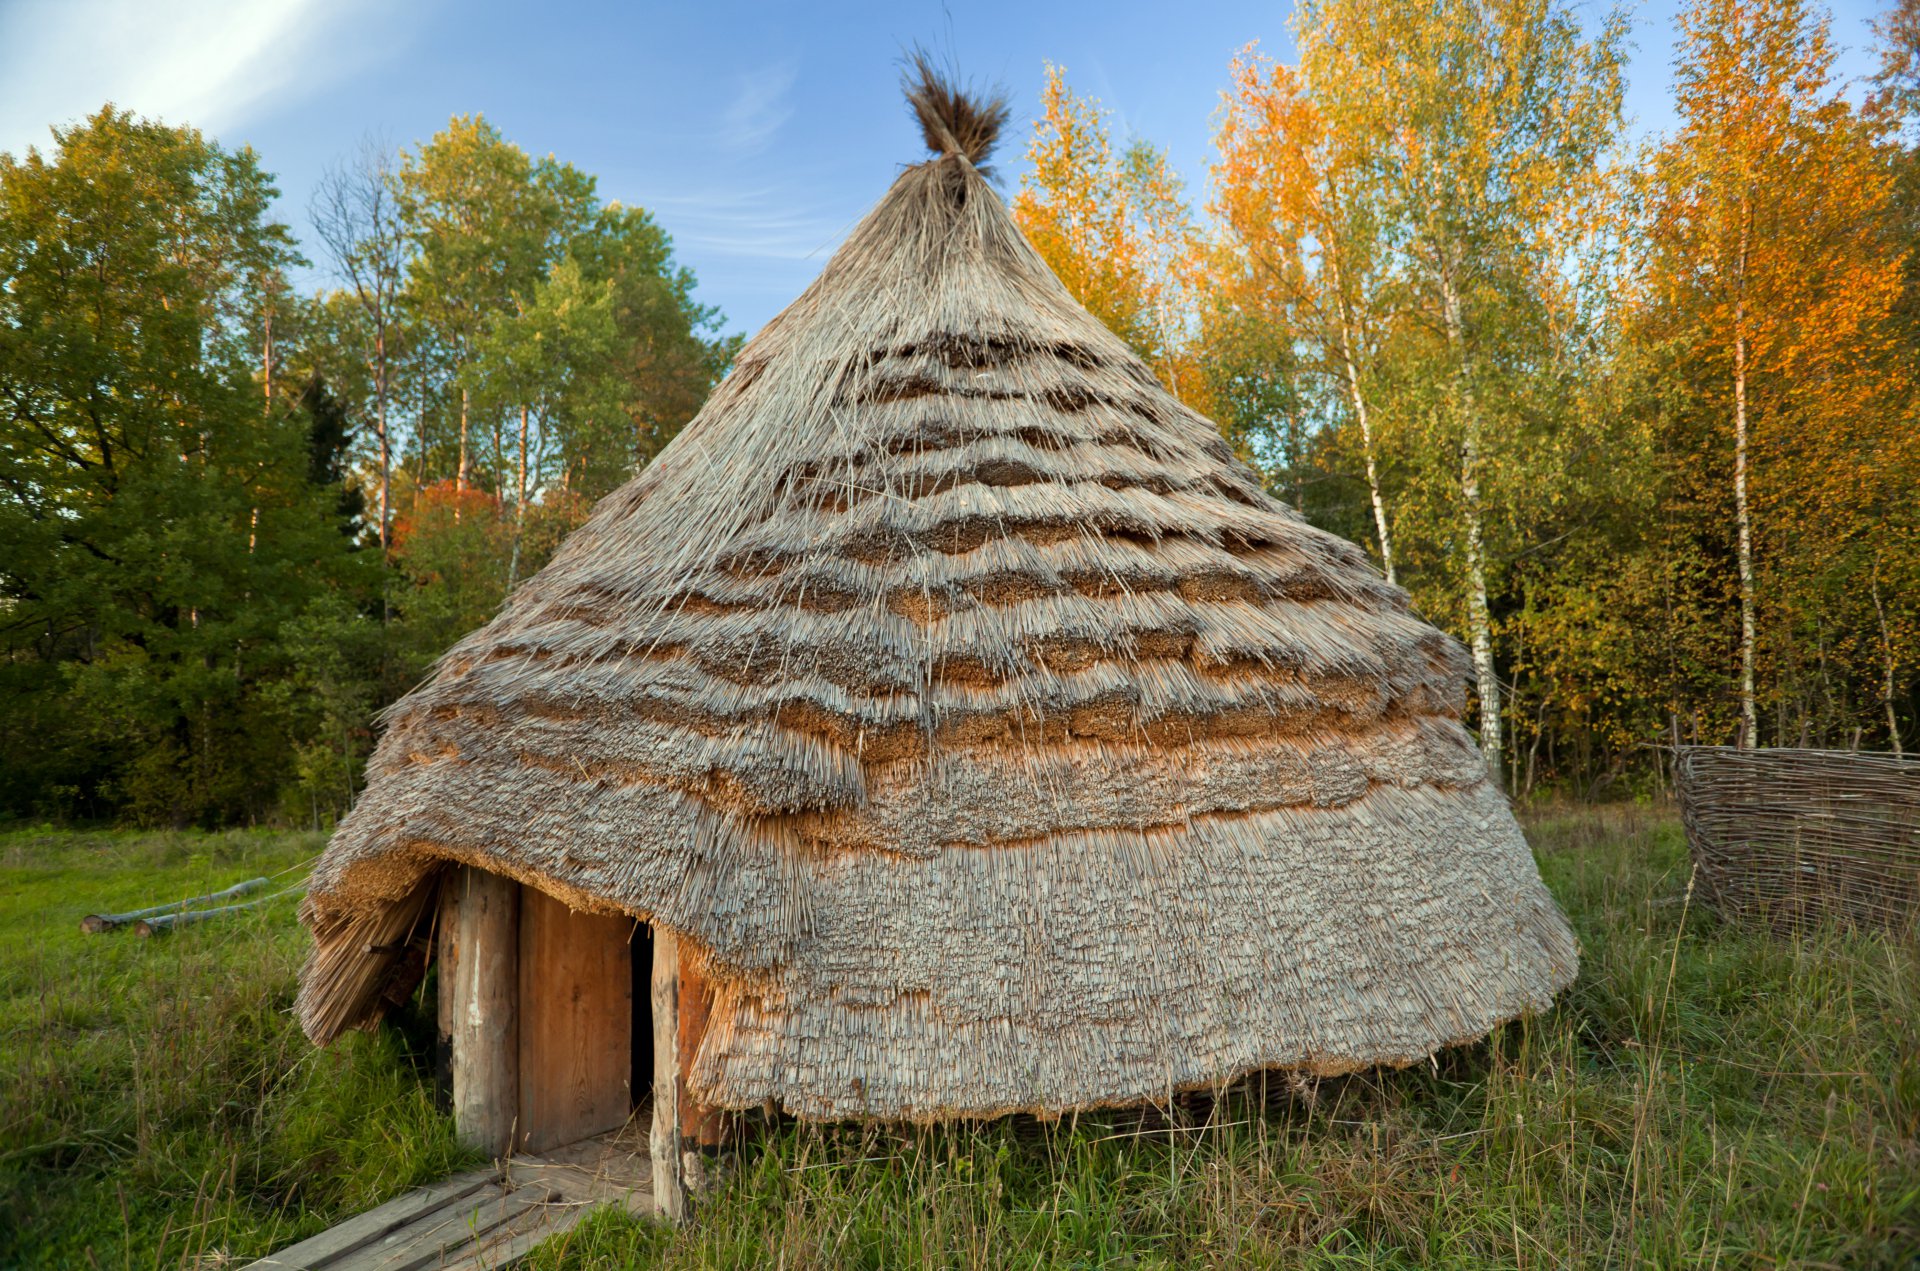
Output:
[
  {"xmin": 0, "ymin": 0, "xmax": 392, "ymax": 157},
  {"xmin": 648, "ymin": 184, "xmax": 851, "ymax": 263},
  {"xmin": 715, "ymin": 61, "xmax": 798, "ymax": 155}
]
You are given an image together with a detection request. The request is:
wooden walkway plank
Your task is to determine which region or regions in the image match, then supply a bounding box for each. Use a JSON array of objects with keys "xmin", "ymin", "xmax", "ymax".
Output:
[
  {"xmin": 431, "ymin": 1198, "xmax": 605, "ymax": 1271},
  {"xmin": 244, "ymin": 1131, "xmax": 655, "ymax": 1271},
  {"xmin": 244, "ymin": 1172, "xmax": 498, "ymax": 1269},
  {"xmin": 363, "ymin": 1185, "xmax": 559, "ymax": 1271}
]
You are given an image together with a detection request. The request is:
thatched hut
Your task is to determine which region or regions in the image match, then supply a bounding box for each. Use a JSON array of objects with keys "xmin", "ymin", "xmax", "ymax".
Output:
[{"xmin": 297, "ymin": 67, "xmax": 1576, "ymax": 1215}]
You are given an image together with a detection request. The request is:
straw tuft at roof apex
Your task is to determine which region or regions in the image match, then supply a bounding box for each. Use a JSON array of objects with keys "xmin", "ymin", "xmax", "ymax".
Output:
[{"xmin": 903, "ymin": 51, "xmax": 1009, "ymax": 169}]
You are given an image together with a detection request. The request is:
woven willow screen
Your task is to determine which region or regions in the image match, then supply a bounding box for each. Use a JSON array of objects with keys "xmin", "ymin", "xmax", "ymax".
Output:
[{"xmin": 1675, "ymin": 746, "xmax": 1920, "ymax": 932}]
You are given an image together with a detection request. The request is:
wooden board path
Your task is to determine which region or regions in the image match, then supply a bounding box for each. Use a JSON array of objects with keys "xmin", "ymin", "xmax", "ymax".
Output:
[{"xmin": 245, "ymin": 1126, "xmax": 654, "ymax": 1270}]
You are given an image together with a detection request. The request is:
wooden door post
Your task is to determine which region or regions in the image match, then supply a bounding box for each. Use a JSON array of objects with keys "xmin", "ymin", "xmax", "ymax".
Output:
[
  {"xmin": 440, "ymin": 866, "xmax": 519, "ymax": 1157},
  {"xmin": 649, "ymin": 928, "xmax": 687, "ymax": 1221}
]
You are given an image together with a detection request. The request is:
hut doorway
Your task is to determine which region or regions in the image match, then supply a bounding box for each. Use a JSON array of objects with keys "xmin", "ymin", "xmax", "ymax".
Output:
[
  {"xmin": 438, "ymin": 869, "xmax": 653, "ymax": 1157},
  {"xmin": 517, "ymin": 887, "xmax": 644, "ymax": 1154}
]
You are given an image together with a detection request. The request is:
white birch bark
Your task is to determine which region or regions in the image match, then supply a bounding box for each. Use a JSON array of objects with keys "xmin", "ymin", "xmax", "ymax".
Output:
[
  {"xmin": 1732, "ymin": 201, "xmax": 1758, "ymax": 749},
  {"xmin": 1328, "ymin": 256, "xmax": 1396, "ymax": 586},
  {"xmin": 456, "ymin": 383, "xmax": 471, "ymax": 512},
  {"xmin": 1439, "ymin": 266, "xmax": 1502, "ymax": 786},
  {"xmin": 509, "ymin": 404, "xmax": 529, "ymax": 589},
  {"xmin": 1872, "ymin": 560, "xmax": 1903, "ymax": 758}
]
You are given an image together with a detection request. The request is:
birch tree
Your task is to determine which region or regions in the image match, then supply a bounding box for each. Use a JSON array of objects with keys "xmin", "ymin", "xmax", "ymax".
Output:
[
  {"xmin": 312, "ymin": 139, "xmax": 405, "ymax": 551},
  {"xmin": 1644, "ymin": 0, "xmax": 1903, "ymax": 748},
  {"xmin": 1294, "ymin": 0, "xmax": 1627, "ymax": 783},
  {"xmin": 394, "ymin": 117, "xmax": 595, "ymax": 495},
  {"xmin": 1211, "ymin": 48, "xmax": 1399, "ymax": 582},
  {"xmin": 1014, "ymin": 66, "xmax": 1205, "ymax": 401}
]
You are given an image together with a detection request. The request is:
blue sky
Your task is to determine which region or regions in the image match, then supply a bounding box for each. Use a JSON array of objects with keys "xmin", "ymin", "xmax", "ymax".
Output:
[{"xmin": 0, "ymin": 0, "xmax": 1891, "ymax": 337}]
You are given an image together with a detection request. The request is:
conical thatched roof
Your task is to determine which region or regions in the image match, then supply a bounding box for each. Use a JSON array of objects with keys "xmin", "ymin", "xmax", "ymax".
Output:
[{"xmin": 298, "ymin": 68, "xmax": 1576, "ymax": 1121}]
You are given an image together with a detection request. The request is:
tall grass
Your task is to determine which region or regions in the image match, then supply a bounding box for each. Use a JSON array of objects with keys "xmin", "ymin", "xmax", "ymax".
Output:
[
  {"xmin": 2, "ymin": 809, "xmax": 1914, "ymax": 1268},
  {"xmin": 531, "ymin": 805, "xmax": 1920, "ymax": 1269},
  {"xmin": 0, "ymin": 828, "xmax": 473, "ymax": 1268}
]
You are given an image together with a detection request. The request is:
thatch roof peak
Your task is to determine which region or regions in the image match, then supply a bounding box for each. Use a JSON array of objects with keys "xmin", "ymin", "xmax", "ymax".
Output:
[{"xmin": 903, "ymin": 54, "xmax": 1009, "ymax": 169}]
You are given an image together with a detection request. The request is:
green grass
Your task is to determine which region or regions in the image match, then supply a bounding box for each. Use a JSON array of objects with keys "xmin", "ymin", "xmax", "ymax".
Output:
[
  {"xmin": 3, "ymin": 808, "xmax": 1917, "ymax": 1267},
  {"xmin": 0, "ymin": 827, "xmax": 474, "ymax": 1268}
]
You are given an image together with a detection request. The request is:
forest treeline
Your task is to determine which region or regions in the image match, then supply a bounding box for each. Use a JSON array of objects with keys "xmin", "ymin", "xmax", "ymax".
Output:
[
  {"xmin": 2, "ymin": 0, "xmax": 1915, "ymax": 825},
  {"xmin": 1019, "ymin": 0, "xmax": 1920, "ymax": 795},
  {"xmin": 0, "ymin": 110, "xmax": 735, "ymax": 824}
]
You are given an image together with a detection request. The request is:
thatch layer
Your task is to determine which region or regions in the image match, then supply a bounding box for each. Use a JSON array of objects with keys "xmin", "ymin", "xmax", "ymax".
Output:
[{"xmin": 298, "ymin": 123, "xmax": 1577, "ymax": 1119}]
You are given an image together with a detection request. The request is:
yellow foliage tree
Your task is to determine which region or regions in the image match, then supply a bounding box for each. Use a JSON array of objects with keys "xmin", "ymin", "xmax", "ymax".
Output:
[
  {"xmin": 1211, "ymin": 46, "xmax": 1398, "ymax": 582},
  {"xmin": 1275, "ymin": 0, "xmax": 1628, "ymax": 783},
  {"xmin": 1641, "ymin": 0, "xmax": 1909, "ymax": 748},
  {"xmin": 1013, "ymin": 65, "xmax": 1206, "ymax": 404}
]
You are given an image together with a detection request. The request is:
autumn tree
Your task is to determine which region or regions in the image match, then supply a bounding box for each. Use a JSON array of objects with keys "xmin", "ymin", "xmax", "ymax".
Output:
[
  {"xmin": 1640, "ymin": 0, "xmax": 1907, "ymax": 748},
  {"xmin": 1211, "ymin": 47, "xmax": 1399, "ymax": 580},
  {"xmin": 1287, "ymin": 0, "xmax": 1628, "ymax": 783},
  {"xmin": 1014, "ymin": 66, "xmax": 1205, "ymax": 401}
]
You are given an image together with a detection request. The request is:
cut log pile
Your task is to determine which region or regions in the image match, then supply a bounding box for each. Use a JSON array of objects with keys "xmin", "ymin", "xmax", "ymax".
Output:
[{"xmin": 80, "ymin": 876, "xmax": 301, "ymax": 936}]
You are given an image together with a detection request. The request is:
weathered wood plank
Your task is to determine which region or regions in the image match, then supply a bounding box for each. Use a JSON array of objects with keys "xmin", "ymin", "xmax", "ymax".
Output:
[
  {"xmin": 431, "ymin": 1215, "xmax": 572, "ymax": 1271},
  {"xmin": 649, "ymin": 929, "xmax": 687, "ymax": 1222},
  {"xmin": 430, "ymin": 1183, "xmax": 649, "ymax": 1271},
  {"xmin": 447, "ymin": 867, "xmax": 519, "ymax": 1157},
  {"xmin": 240, "ymin": 1171, "xmax": 496, "ymax": 1269},
  {"xmin": 360, "ymin": 1185, "xmax": 559, "ymax": 1271},
  {"xmin": 517, "ymin": 888, "xmax": 635, "ymax": 1154},
  {"xmin": 245, "ymin": 1134, "xmax": 655, "ymax": 1271}
]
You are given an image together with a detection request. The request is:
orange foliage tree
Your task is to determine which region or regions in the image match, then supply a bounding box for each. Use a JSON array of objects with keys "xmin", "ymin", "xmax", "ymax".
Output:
[
  {"xmin": 1639, "ymin": 0, "xmax": 1912, "ymax": 749},
  {"xmin": 1211, "ymin": 46, "xmax": 1398, "ymax": 580},
  {"xmin": 1012, "ymin": 66, "xmax": 1208, "ymax": 406}
]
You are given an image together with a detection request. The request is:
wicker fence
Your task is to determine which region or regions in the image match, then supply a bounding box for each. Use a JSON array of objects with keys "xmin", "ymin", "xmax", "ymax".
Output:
[{"xmin": 1674, "ymin": 746, "xmax": 1920, "ymax": 932}]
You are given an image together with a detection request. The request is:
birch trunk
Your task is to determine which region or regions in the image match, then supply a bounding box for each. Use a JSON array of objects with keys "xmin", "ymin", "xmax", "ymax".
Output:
[
  {"xmin": 508, "ymin": 405, "xmax": 528, "ymax": 589},
  {"xmin": 262, "ymin": 304, "xmax": 274, "ymax": 412},
  {"xmin": 1439, "ymin": 269, "xmax": 1502, "ymax": 786},
  {"xmin": 1328, "ymin": 259, "xmax": 1396, "ymax": 585},
  {"xmin": 491, "ymin": 416, "xmax": 504, "ymax": 501},
  {"xmin": 1732, "ymin": 202, "xmax": 1758, "ymax": 750},
  {"xmin": 374, "ymin": 328, "xmax": 391, "ymax": 554},
  {"xmin": 414, "ymin": 364, "xmax": 431, "ymax": 491},
  {"xmin": 1872, "ymin": 561, "xmax": 1903, "ymax": 758},
  {"xmin": 456, "ymin": 383, "xmax": 471, "ymax": 495}
]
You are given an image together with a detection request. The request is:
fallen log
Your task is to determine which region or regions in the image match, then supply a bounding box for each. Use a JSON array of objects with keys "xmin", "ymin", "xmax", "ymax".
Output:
[
  {"xmin": 81, "ymin": 877, "xmax": 270, "ymax": 934},
  {"xmin": 132, "ymin": 894, "xmax": 283, "ymax": 936}
]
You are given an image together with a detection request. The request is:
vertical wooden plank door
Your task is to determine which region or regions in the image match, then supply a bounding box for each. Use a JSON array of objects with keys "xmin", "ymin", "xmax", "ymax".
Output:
[{"xmin": 517, "ymin": 887, "xmax": 636, "ymax": 1154}]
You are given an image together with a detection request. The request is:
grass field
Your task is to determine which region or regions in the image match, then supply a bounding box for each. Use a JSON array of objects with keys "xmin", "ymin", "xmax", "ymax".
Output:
[{"xmin": 2, "ymin": 807, "xmax": 1916, "ymax": 1268}]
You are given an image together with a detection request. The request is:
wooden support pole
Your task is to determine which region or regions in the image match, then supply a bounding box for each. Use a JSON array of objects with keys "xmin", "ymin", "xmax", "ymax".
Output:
[
  {"xmin": 441, "ymin": 866, "xmax": 519, "ymax": 1158},
  {"xmin": 649, "ymin": 928, "xmax": 687, "ymax": 1223}
]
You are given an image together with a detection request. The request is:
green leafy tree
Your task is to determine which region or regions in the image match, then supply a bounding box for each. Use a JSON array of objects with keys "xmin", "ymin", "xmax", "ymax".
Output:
[
  {"xmin": 0, "ymin": 109, "xmax": 368, "ymax": 823},
  {"xmin": 1289, "ymin": 0, "xmax": 1629, "ymax": 783},
  {"xmin": 395, "ymin": 116, "xmax": 597, "ymax": 495}
]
